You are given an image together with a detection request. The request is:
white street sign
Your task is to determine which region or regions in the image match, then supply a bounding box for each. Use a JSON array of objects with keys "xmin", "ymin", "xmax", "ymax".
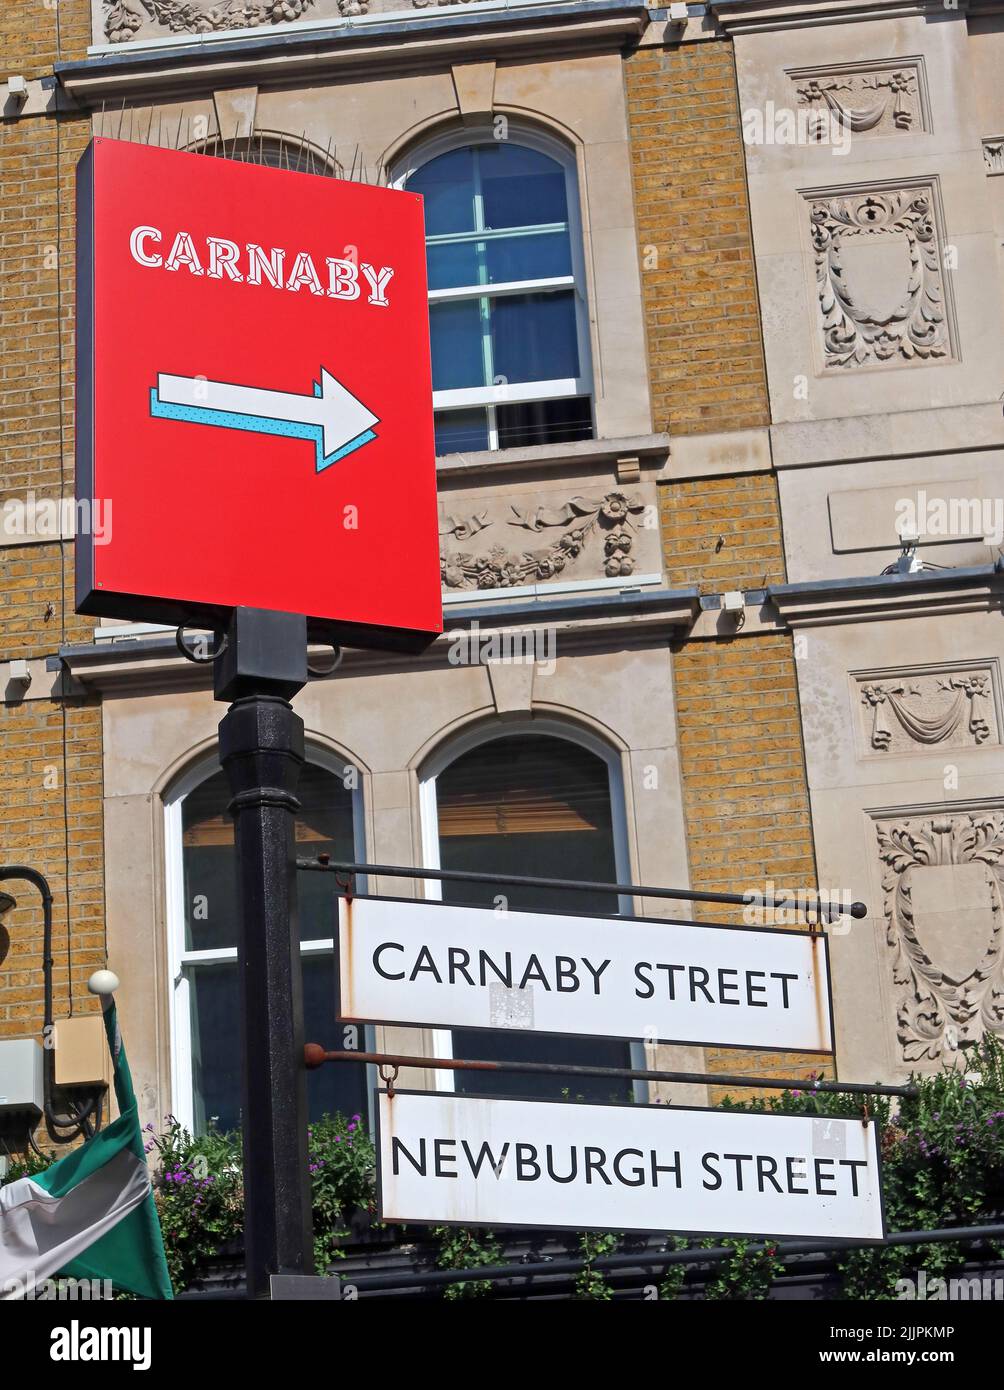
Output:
[
  {"xmin": 338, "ymin": 896, "xmax": 833, "ymax": 1053},
  {"xmin": 377, "ymin": 1091, "xmax": 884, "ymax": 1241}
]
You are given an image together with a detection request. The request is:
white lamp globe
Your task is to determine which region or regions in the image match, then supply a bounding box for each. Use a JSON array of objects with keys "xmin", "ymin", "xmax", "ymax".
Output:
[{"xmin": 87, "ymin": 969, "xmax": 120, "ymax": 996}]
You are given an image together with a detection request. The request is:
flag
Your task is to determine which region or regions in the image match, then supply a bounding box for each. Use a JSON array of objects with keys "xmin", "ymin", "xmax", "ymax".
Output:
[{"xmin": 0, "ymin": 996, "xmax": 173, "ymax": 1300}]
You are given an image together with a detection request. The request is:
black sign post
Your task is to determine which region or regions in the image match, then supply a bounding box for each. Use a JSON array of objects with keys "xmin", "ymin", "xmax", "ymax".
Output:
[{"xmin": 214, "ymin": 607, "xmax": 314, "ymax": 1299}]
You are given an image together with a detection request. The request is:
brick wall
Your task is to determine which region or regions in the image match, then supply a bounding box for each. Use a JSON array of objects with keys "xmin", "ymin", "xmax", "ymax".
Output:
[
  {"xmin": 0, "ymin": 695, "xmax": 105, "ymax": 1038},
  {"xmin": 0, "ymin": 0, "xmax": 105, "ymax": 1062},
  {"xmin": 659, "ymin": 471, "xmax": 787, "ymax": 594},
  {"xmin": 0, "ymin": 0, "xmax": 90, "ymax": 79},
  {"xmin": 624, "ymin": 39, "xmax": 769, "ymax": 436},
  {"xmin": 670, "ymin": 631, "xmax": 829, "ymax": 1093},
  {"xmin": 629, "ymin": 36, "xmax": 828, "ymax": 1092}
]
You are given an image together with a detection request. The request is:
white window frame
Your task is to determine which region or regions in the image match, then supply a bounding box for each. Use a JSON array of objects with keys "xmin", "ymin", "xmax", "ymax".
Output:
[
  {"xmin": 393, "ymin": 125, "xmax": 595, "ymax": 447},
  {"xmin": 164, "ymin": 743, "xmax": 370, "ymax": 1136},
  {"xmin": 418, "ymin": 719, "xmax": 647, "ymax": 1098}
]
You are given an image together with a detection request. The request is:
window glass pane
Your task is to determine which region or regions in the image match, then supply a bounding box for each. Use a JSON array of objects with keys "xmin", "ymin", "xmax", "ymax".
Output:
[
  {"xmin": 427, "ymin": 240, "xmax": 482, "ymax": 292},
  {"xmin": 429, "ymin": 299, "xmax": 486, "ymax": 391},
  {"xmin": 406, "ymin": 147, "xmax": 476, "ymax": 235},
  {"xmin": 434, "ymin": 408, "xmax": 489, "ymax": 455},
  {"xmin": 436, "ymin": 735, "xmax": 632, "ymax": 1101},
  {"xmin": 188, "ymin": 957, "xmax": 367, "ymax": 1136},
  {"xmin": 181, "ymin": 763, "xmax": 354, "ymax": 950},
  {"xmin": 303, "ymin": 955, "xmax": 368, "ymax": 1123},
  {"xmin": 484, "ymin": 231, "xmax": 572, "ymax": 285},
  {"xmin": 491, "ymin": 290, "xmax": 579, "ymax": 385},
  {"xmin": 479, "ymin": 144, "xmax": 568, "ymax": 229},
  {"xmin": 496, "ymin": 396, "xmax": 593, "ymax": 450},
  {"xmin": 189, "ymin": 962, "xmax": 240, "ymax": 1135}
]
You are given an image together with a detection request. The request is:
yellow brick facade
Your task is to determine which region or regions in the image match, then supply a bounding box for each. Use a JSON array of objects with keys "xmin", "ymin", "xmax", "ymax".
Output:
[
  {"xmin": 624, "ymin": 41, "xmax": 770, "ymax": 436},
  {"xmin": 0, "ymin": 1, "xmax": 104, "ymax": 1045},
  {"xmin": 627, "ymin": 37, "xmax": 829, "ymax": 1094}
]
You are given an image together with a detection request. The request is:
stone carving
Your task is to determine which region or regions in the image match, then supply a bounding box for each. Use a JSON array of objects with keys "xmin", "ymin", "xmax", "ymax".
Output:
[
  {"xmin": 791, "ymin": 62, "xmax": 925, "ymax": 137},
  {"xmin": 807, "ymin": 185, "xmax": 953, "ymax": 369},
  {"xmin": 440, "ymin": 492, "xmax": 643, "ymax": 591},
  {"xmin": 983, "ymin": 138, "xmax": 1004, "ymax": 176},
  {"xmin": 102, "ymin": 0, "xmax": 366, "ymax": 43},
  {"xmin": 877, "ymin": 812, "xmax": 1004, "ymax": 1063},
  {"xmin": 860, "ymin": 673, "xmax": 995, "ymax": 753}
]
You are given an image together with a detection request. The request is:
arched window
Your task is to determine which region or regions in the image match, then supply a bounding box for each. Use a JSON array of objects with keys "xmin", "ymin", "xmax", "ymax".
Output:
[
  {"xmin": 401, "ymin": 132, "xmax": 594, "ymax": 455},
  {"xmin": 422, "ymin": 726, "xmax": 635, "ymax": 1101},
  {"xmin": 166, "ymin": 753, "xmax": 368, "ymax": 1135}
]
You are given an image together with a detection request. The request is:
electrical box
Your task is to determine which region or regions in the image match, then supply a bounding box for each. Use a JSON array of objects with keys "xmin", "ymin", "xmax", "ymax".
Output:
[
  {"xmin": 53, "ymin": 1015, "xmax": 111, "ymax": 1088},
  {"xmin": 0, "ymin": 1039, "xmax": 43, "ymax": 1117}
]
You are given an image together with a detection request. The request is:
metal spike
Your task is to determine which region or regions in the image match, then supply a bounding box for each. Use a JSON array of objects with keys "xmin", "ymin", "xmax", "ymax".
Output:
[
  {"xmin": 98, "ymin": 98, "xmax": 107, "ymax": 139},
  {"xmin": 175, "ymin": 108, "xmax": 185, "ymax": 150},
  {"xmin": 296, "ymin": 130, "xmax": 307, "ymax": 173},
  {"xmin": 145, "ymin": 107, "xmax": 154, "ymax": 145},
  {"xmin": 116, "ymin": 97, "xmax": 126, "ymax": 140},
  {"xmin": 322, "ymin": 136, "xmax": 333, "ymax": 176}
]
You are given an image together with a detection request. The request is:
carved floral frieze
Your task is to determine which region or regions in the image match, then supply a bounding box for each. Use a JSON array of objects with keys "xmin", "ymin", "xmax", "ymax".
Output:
[
  {"xmin": 440, "ymin": 491, "xmax": 645, "ymax": 592},
  {"xmin": 858, "ymin": 669, "xmax": 998, "ymax": 754},
  {"xmin": 98, "ymin": 0, "xmax": 495, "ymax": 42},
  {"xmin": 789, "ymin": 59, "xmax": 928, "ymax": 137},
  {"xmin": 877, "ymin": 811, "xmax": 1004, "ymax": 1063},
  {"xmin": 806, "ymin": 183, "xmax": 954, "ymax": 370},
  {"xmin": 102, "ymin": 0, "xmax": 365, "ymax": 43}
]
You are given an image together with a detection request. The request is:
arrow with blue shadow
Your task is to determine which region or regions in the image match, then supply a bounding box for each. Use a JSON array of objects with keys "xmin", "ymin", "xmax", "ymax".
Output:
[{"xmin": 150, "ymin": 367, "xmax": 380, "ymax": 472}]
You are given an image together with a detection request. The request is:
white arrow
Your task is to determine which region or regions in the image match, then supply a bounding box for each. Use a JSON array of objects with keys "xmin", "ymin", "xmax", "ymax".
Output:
[{"xmin": 151, "ymin": 367, "xmax": 380, "ymax": 472}]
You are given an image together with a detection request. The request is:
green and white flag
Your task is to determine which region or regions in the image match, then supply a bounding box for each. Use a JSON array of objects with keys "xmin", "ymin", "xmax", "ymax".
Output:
[{"xmin": 0, "ymin": 997, "xmax": 173, "ymax": 1300}]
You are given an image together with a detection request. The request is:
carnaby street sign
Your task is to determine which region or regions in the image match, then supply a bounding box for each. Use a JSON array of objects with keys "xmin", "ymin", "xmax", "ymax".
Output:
[
  {"xmin": 75, "ymin": 137, "xmax": 441, "ymax": 650},
  {"xmin": 376, "ymin": 1091, "xmax": 885, "ymax": 1241},
  {"xmin": 337, "ymin": 896, "xmax": 833, "ymax": 1053}
]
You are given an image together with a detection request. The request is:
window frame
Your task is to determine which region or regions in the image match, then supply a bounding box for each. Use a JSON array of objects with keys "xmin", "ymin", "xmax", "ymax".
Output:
[
  {"xmin": 418, "ymin": 718, "xmax": 646, "ymax": 1098},
  {"xmin": 164, "ymin": 743, "xmax": 370, "ymax": 1136},
  {"xmin": 393, "ymin": 125, "xmax": 595, "ymax": 446}
]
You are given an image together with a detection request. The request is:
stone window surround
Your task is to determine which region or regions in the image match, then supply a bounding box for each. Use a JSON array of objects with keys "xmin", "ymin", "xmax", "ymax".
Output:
[{"xmin": 163, "ymin": 739, "xmax": 374, "ymax": 1136}]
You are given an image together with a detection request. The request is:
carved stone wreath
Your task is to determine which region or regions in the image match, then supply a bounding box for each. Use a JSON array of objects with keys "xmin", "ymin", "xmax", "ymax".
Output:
[
  {"xmin": 440, "ymin": 491, "xmax": 644, "ymax": 592},
  {"xmin": 103, "ymin": 0, "xmax": 366, "ymax": 43},
  {"xmin": 808, "ymin": 189, "xmax": 951, "ymax": 369},
  {"xmin": 877, "ymin": 812, "xmax": 1004, "ymax": 1063}
]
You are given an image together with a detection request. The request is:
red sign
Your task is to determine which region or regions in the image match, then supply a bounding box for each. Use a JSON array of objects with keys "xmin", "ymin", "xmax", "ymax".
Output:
[{"xmin": 75, "ymin": 138, "xmax": 441, "ymax": 651}]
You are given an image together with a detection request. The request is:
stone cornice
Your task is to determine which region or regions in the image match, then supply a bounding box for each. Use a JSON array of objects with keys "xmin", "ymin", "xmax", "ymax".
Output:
[
  {"xmin": 709, "ymin": 0, "xmax": 959, "ymax": 35},
  {"xmin": 57, "ymin": 586, "xmax": 700, "ymax": 694},
  {"xmin": 769, "ymin": 565, "xmax": 1004, "ymax": 627},
  {"xmin": 58, "ymin": 2, "xmax": 649, "ymax": 104},
  {"xmin": 437, "ymin": 432, "xmax": 670, "ymax": 481}
]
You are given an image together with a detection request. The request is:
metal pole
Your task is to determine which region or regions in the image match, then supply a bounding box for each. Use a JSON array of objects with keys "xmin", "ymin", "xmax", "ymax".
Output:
[
  {"xmin": 215, "ymin": 608, "xmax": 314, "ymax": 1299},
  {"xmin": 343, "ymin": 1222, "xmax": 1004, "ymax": 1295},
  {"xmin": 305, "ymin": 1046, "xmax": 919, "ymax": 1099},
  {"xmin": 296, "ymin": 857, "xmax": 868, "ymax": 922}
]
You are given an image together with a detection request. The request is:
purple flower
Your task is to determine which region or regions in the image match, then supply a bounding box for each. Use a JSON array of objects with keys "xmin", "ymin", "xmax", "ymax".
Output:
[
  {"xmin": 334, "ymin": 1136, "xmax": 342, "ymax": 1143},
  {"xmin": 348, "ymin": 1122, "xmax": 357, "ymax": 1132}
]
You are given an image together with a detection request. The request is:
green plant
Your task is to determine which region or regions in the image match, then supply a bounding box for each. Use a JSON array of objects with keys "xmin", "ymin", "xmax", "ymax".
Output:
[
  {"xmin": 433, "ymin": 1225, "xmax": 502, "ymax": 1299},
  {"xmin": 575, "ymin": 1231, "xmax": 618, "ymax": 1299},
  {"xmin": 699, "ymin": 1237, "xmax": 783, "ymax": 1300},
  {"xmin": 150, "ymin": 1117, "xmax": 244, "ymax": 1293},
  {"xmin": 307, "ymin": 1111, "xmax": 377, "ymax": 1271}
]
